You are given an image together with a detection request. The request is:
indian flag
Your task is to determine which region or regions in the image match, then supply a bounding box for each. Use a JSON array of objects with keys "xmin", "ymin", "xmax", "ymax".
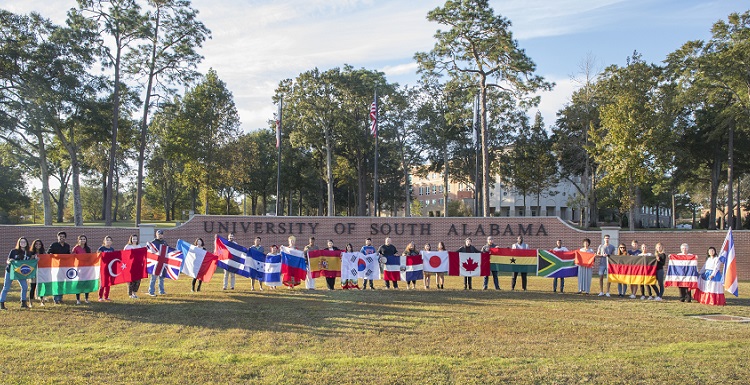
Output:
[
  {"xmin": 488, "ymin": 248, "xmax": 537, "ymax": 273},
  {"xmin": 37, "ymin": 253, "xmax": 101, "ymax": 296}
]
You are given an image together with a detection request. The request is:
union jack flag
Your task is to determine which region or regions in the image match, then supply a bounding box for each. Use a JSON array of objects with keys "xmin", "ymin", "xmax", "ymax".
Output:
[
  {"xmin": 369, "ymin": 100, "xmax": 377, "ymax": 137},
  {"xmin": 146, "ymin": 242, "xmax": 184, "ymax": 280}
]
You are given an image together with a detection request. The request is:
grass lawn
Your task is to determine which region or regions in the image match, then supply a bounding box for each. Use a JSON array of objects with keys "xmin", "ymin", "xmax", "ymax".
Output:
[{"xmin": 1, "ymin": 275, "xmax": 748, "ymax": 384}]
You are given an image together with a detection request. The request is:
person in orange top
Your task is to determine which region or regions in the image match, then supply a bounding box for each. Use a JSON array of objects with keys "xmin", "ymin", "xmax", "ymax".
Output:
[{"xmin": 71, "ymin": 235, "xmax": 92, "ymax": 304}]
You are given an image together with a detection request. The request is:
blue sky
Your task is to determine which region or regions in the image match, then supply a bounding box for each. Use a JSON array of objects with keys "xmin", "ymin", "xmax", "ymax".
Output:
[{"xmin": 2, "ymin": 0, "xmax": 746, "ymax": 132}]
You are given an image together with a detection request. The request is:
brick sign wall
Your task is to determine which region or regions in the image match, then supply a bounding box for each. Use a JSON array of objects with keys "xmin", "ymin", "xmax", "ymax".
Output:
[{"xmin": 1, "ymin": 216, "xmax": 746, "ymax": 280}]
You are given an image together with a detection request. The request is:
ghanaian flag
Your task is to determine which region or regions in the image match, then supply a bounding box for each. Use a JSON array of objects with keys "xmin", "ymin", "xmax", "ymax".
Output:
[
  {"xmin": 307, "ymin": 249, "xmax": 342, "ymax": 278},
  {"xmin": 607, "ymin": 254, "xmax": 657, "ymax": 285},
  {"xmin": 488, "ymin": 248, "xmax": 537, "ymax": 273}
]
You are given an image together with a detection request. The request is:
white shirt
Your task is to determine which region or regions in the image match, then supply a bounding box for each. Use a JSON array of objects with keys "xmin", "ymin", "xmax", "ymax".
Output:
[
  {"xmin": 553, "ymin": 246, "xmax": 569, "ymax": 252},
  {"xmin": 512, "ymin": 242, "xmax": 529, "ymax": 249}
]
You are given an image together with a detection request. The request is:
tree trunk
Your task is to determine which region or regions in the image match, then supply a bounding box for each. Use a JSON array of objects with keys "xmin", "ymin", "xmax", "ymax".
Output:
[
  {"xmin": 135, "ymin": 4, "xmax": 160, "ymax": 226},
  {"xmin": 709, "ymin": 150, "xmax": 721, "ymax": 230},
  {"xmin": 57, "ymin": 180, "xmax": 67, "ymax": 223},
  {"xmin": 113, "ymin": 169, "xmax": 120, "ymax": 222},
  {"xmin": 479, "ymin": 79, "xmax": 490, "ymax": 217},
  {"xmin": 71, "ymin": 155, "xmax": 83, "ymax": 226},
  {"xmin": 37, "ymin": 134, "xmax": 53, "ymax": 226},
  {"xmin": 105, "ymin": 45, "xmax": 122, "ymax": 226},
  {"xmin": 325, "ymin": 128, "xmax": 335, "ymax": 216}
]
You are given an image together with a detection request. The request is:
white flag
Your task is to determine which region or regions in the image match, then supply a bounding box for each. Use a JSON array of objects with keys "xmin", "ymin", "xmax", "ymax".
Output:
[{"xmin": 421, "ymin": 251, "xmax": 449, "ymax": 273}]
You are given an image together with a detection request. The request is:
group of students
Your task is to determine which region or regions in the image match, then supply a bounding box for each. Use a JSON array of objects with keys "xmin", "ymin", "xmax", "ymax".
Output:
[
  {"xmin": 2, "ymin": 230, "xmax": 727, "ymax": 309},
  {"xmin": 1, "ymin": 230, "xmax": 166, "ymax": 310}
]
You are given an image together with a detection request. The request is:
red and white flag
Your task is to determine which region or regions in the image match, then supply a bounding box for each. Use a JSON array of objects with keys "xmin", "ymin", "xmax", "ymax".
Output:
[
  {"xmin": 421, "ymin": 251, "xmax": 449, "ymax": 273},
  {"xmin": 100, "ymin": 248, "xmax": 148, "ymax": 287},
  {"xmin": 448, "ymin": 252, "xmax": 490, "ymax": 277}
]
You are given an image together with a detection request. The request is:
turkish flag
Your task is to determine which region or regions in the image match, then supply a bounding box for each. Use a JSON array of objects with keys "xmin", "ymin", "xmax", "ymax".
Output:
[{"xmin": 100, "ymin": 248, "xmax": 148, "ymax": 287}]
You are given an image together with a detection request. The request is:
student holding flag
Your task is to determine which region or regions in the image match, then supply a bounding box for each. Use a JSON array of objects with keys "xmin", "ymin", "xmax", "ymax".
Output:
[
  {"xmin": 303, "ymin": 237, "xmax": 319, "ymax": 290},
  {"xmin": 458, "ymin": 238, "xmax": 480, "ymax": 290},
  {"xmin": 403, "ymin": 242, "xmax": 420, "ymax": 290},
  {"xmin": 511, "ymin": 236, "xmax": 529, "ymax": 291},
  {"xmin": 482, "ymin": 236, "xmax": 499, "ymax": 290},
  {"xmin": 250, "ymin": 237, "xmax": 264, "ymax": 291},
  {"xmin": 693, "ymin": 246, "xmax": 726, "ymax": 306},
  {"xmin": 360, "ymin": 238, "xmax": 376, "ymax": 290},
  {"xmin": 423, "ymin": 243, "xmax": 432, "ymax": 289},
  {"xmin": 1, "ymin": 237, "xmax": 32, "ymax": 310},
  {"xmin": 47, "ymin": 231, "xmax": 70, "ymax": 304},
  {"xmin": 284, "ymin": 236, "xmax": 303, "ymax": 288},
  {"xmin": 264, "ymin": 245, "xmax": 281, "ymax": 289},
  {"xmin": 97, "ymin": 236, "xmax": 115, "ymax": 302},
  {"xmin": 596, "ymin": 235, "xmax": 615, "ymax": 297},
  {"xmin": 149, "ymin": 229, "xmax": 168, "ymax": 296},
  {"xmin": 436, "ymin": 242, "xmax": 447, "ymax": 289},
  {"xmin": 72, "ymin": 235, "xmax": 92, "ymax": 305},
  {"xmin": 323, "ymin": 239, "xmax": 340, "ymax": 290},
  {"xmin": 552, "ymin": 239, "xmax": 569, "ymax": 293},
  {"xmin": 222, "ymin": 233, "xmax": 237, "ymax": 290},
  {"xmin": 29, "ymin": 239, "xmax": 45, "ymax": 306},
  {"xmin": 378, "ymin": 237, "xmax": 398, "ymax": 289},
  {"xmin": 577, "ymin": 238, "xmax": 594, "ymax": 295},
  {"xmin": 192, "ymin": 238, "xmax": 206, "ymax": 292},
  {"xmin": 652, "ymin": 243, "xmax": 667, "ymax": 301},
  {"xmin": 124, "ymin": 234, "xmax": 141, "ymax": 299}
]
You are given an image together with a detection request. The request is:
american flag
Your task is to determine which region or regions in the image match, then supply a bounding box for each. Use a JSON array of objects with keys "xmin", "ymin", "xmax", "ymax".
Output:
[
  {"xmin": 369, "ymin": 100, "xmax": 377, "ymax": 137},
  {"xmin": 146, "ymin": 242, "xmax": 184, "ymax": 280}
]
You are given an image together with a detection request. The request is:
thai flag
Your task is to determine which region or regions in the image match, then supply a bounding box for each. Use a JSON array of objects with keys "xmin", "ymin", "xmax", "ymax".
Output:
[
  {"xmin": 146, "ymin": 242, "xmax": 184, "ymax": 280},
  {"xmin": 665, "ymin": 254, "xmax": 699, "ymax": 289},
  {"xmin": 214, "ymin": 235, "xmax": 264, "ymax": 279},
  {"xmin": 720, "ymin": 228, "xmax": 738, "ymax": 297}
]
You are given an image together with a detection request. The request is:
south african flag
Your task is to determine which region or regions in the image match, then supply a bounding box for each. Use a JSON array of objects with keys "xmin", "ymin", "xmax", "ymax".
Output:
[{"xmin": 537, "ymin": 250, "xmax": 578, "ymax": 278}]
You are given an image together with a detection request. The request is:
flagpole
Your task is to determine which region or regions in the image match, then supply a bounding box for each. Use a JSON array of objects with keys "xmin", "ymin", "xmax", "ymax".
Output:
[
  {"xmin": 275, "ymin": 96, "xmax": 283, "ymax": 216},
  {"xmin": 372, "ymin": 90, "xmax": 379, "ymax": 217}
]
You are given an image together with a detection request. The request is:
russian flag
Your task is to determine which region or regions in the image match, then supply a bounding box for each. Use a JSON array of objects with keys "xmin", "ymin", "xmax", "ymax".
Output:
[
  {"xmin": 665, "ymin": 254, "xmax": 699, "ymax": 289},
  {"xmin": 176, "ymin": 239, "xmax": 219, "ymax": 283},
  {"xmin": 280, "ymin": 246, "xmax": 307, "ymax": 286},
  {"xmin": 721, "ymin": 228, "xmax": 738, "ymax": 297}
]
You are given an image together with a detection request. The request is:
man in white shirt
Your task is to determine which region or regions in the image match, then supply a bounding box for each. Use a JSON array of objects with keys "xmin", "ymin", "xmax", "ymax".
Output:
[{"xmin": 552, "ymin": 239, "xmax": 568, "ymax": 293}]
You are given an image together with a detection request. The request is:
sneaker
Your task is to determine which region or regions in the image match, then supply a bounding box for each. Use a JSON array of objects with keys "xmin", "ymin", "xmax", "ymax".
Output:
[
  {"xmin": 605, "ymin": 293, "xmax": 611, "ymax": 297},
  {"xmin": 598, "ymin": 292, "xmax": 605, "ymax": 297},
  {"xmin": 655, "ymin": 297, "xmax": 662, "ymax": 301},
  {"xmin": 76, "ymin": 300, "xmax": 81, "ymax": 305},
  {"xmin": 222, "ymin": 287, "xmax": 227, "ymax": 290},
  {"xmin": 159, "ymin": 292, "xmax": 166, "ymax": 295},
  {"xmin": 640, "ymin": 296, "xmax": 646, "ymax": 300},
  {"xmin": 629, "ymin": 294, "xmax": 636, "ymax": 299},
  {"xmin": 149, "ymin": 293, "xmax": 157, "ymax": 297},
  {"xmin": 104, "ymin": 298, "xmax": 112, "ymax": 302},
  {"xmin": 647, "ymin": 296, "xmax": 653, "ymax": 300},
  {"xmin": 132, "ymin": 295, "xmax": 138, "ymax": 299},
  {"xmin": 98, "ymin": 298, "xmax": 104, "ymax": 302}
]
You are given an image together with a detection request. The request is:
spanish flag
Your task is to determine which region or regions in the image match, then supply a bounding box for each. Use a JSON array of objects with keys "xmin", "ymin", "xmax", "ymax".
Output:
[
  {"xmin": 488, "ymin": 248, "xmax": 537, "ymax": 273},
  {"xmin": 307, "ymin": 249, "xmax": 342, "ymax": 278},
  {"xmin": 607, "ymin": 254, "xmax": 657, "ymax": 285}
]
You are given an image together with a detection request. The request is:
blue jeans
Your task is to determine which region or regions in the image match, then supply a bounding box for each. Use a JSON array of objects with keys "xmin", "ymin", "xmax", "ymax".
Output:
[
  {"xmin": 553, "ymin": 277, "xmax": 565, "ymax": 292},
  {"xmin": 1, "ymin": 271, "xmax": 28, "ymax": 301},
  {"xmin": 149, "ymin": 274, "xmax": 165, "ymax": 295}
]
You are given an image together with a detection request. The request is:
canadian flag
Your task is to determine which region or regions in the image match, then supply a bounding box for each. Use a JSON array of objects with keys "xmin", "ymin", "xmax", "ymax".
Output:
[
  {"xmin": 448, "ymin": 252, "xmax": 490, "ymax": 277},
  {"xmin": 100, "ymin": 248, "xmax": 148, "ymax": 287}
]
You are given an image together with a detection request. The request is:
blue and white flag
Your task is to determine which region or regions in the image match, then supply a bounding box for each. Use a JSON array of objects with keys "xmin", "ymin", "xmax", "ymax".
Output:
[
  {"xmin": 215, "ymin": 235, "xmax": 265, "ymax": 280},
  {"xmin": 264, "ymin": 253, "xmax": 282, "ymax": 286}
]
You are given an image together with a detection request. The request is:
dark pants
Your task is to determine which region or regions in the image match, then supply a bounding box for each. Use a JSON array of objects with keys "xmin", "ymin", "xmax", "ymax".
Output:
[
  {"xmin": 553, "ymin": 277, "xmax": 565, "ymax": 292},
  {"xmin": 512, "ymin": 272, "xmax": 527, "ymax": 290},
  {"xmin": 128, "ymin": 280, "xmax": 141, "ymax": 295},
  {"xmin": 483, "ymin": 271, "xmax": 499, "ymax": 289},
  {"xmin": 325, "ymin": 277, "xmax": 336, "ymax": 290},
  {"xmin": 29, "ymin": 282, "xmax": 36, "ymax": 300},
  {"xmin": 464, "ymin": 277, "xmax": 473, "ymax": 289},
  {"xmin": 679, "ymin": 287, "xmax": 692, "ymax": 302},
  {"xmin": 192, "ymin": 278, "xmax": 202, "ymax": 292},
  {"xmin": 362, "ymin": 279, "xmax": 375, "ymax": 289},
  {"xmin": 76, "ymin": 293, "xmax": 89, "ymax": 301},
  {"xmin": 385, "ymin": 280, "xmax": 398, "ymax": 289}
]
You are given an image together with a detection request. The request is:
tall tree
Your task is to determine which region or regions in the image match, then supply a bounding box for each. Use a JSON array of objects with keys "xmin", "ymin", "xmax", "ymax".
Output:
[
  {"xmin": 72, "ymin": 0, "xmax": 147, "ymax": 226},
  {"xmin": 415, "ymin": 0, "xmax": 552, "ymax": 216},
  {"xmin": 129, "ymin": 0, "xmax": 210, "ymax": 225}
]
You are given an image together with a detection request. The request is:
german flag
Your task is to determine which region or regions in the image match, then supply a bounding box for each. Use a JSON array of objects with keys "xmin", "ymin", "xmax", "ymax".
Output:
[
  {"xmin": 488, "ymin": 248, "xmax": 537, "ymax": 273},
  {"xmin": 607, "ymin": 254, "xmax": 657, "ymax": 285}
]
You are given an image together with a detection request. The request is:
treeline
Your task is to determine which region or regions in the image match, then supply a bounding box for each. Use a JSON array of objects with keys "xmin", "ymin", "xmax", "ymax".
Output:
[{"xmin": 1, "ymin": 1, "xmax": 749, "ymax": 231}]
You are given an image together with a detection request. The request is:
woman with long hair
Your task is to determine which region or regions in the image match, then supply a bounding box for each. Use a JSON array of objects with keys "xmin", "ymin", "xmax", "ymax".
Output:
[
  {"xmin": 403, "ymin": 242, "xmax": 421, "ymax": 290},
  {"xmin": 694, "ymin": 246, "xmax": 726, "ymax": 306},
  {"xmin": 436, "ymin": 242, "xmax": 447, "ymax": 289},
  {"xmin": 29, "ymin": 239, "xmax": 45, "ymax": 306},
  {"xmin": 124, "ymin": 234, "xmax": 141, "ymax": 299},
  {"xmin": 97, "ymin": 236, "xmax": 115, "ymax": 301},
  {"xmin": 72, "ymin": 235, "xmax": 92, "ymax": 304},
  {"xmin": 1, "ymin": 237, "xmax": 32, "ymax": 310},
  {"xmin": 192, "ymin": 238, "xmax": 206, "ymax": 292}
]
